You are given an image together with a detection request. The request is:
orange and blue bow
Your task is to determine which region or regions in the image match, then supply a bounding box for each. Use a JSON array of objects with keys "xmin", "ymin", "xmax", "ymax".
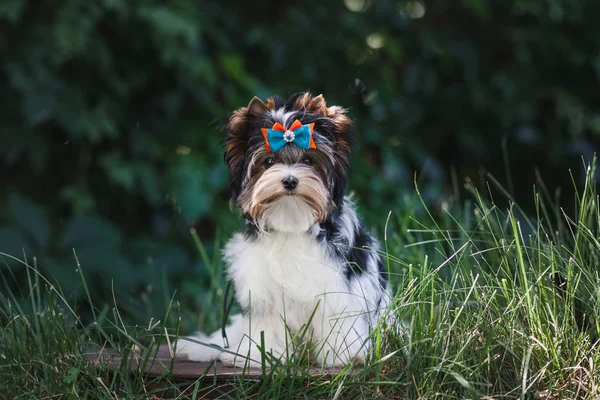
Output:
[{"xmin": 261, "ymin": 120, "xmax": 316, "ymax": 152}]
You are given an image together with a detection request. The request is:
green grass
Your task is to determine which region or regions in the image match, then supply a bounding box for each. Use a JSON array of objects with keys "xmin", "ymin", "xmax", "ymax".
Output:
[{"xmin": 1, "ymin": 159, "xmax": 599, "ymax": 399}]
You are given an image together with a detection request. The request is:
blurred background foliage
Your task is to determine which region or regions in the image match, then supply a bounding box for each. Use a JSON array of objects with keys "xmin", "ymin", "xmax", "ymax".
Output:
[{"xmin": 1, "ymin": 0, "xmax": 599, "ymax": 331}]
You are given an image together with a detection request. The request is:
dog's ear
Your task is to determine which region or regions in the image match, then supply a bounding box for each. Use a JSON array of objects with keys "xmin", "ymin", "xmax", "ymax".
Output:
[
  {"xmin": 304, "ymin": 93, "xmax": 354, "ymax": 205},
  {"xmin": 247, "ymin": 96, "xmax": 268, "ymax": 116},
  {"xmin": 225, "ymin": 96, "xmax": 274, "ymax": 196},
  {"xmin": 300, "ymin": 94, "xmax": 354, "ymax": 161},
  {"xmin": 324, "ymin": 102, "xmax": 353, "ymax": 206},
  {"xmin": 305, "ymin": 94, "xmax": 352, "ymax": 134},
  {"xmin": 224, "ymin": 107, "xmax": 249, "ymax": 180},
  {"xmin": 325, "ymin": 104, "xmax": 353, "ymax": 165},
  {"xmin": 306, "ymin": 94, "xmax": 328, "ymax": 114}
]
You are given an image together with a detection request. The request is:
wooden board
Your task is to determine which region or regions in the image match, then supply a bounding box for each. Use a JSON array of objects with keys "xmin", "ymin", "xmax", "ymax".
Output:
[{"xmin": 88, "ymin": 344, "xmax": 342, "ymax": 381}]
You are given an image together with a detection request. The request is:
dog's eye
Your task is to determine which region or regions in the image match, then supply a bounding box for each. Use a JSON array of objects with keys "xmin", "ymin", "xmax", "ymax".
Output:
[
  {"xmin": 301, "ymin": 157, "xmax": 313, "ymax": 166},
  {"xmin": 264, "ymin": 157, "xmax": 275, "ymax": 168}
]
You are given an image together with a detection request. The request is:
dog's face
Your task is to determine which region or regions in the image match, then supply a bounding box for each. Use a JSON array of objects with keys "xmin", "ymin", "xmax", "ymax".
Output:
[{"xmin": 224, "ymin": 93, "xmax": 354, "ymax": 233}]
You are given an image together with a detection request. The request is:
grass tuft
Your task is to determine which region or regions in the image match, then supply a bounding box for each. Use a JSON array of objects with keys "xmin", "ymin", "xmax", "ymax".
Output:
[{"xmin": 1, "ymin": 158, "xmax": 599, "ymax": 398}]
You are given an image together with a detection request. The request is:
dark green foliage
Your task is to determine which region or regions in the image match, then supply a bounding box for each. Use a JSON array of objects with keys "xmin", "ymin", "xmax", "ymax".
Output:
[{"xmin": 1, "ymin": 0, "xmax": 599, "ymax": 328}]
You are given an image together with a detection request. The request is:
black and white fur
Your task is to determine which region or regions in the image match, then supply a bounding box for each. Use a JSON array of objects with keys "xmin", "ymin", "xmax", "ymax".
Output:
[{"xmin": 178, "ymin": 93, "xmax": 392, "ymax": 367}]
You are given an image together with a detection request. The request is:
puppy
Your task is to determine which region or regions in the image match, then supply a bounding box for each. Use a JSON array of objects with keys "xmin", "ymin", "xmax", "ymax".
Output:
[{"xmin": 178, "ymin": 93, "xmax": 391, "ymax": 368}]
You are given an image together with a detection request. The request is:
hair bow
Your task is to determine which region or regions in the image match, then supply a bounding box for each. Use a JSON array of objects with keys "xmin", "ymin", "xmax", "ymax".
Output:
[{"xmin": 260, "ymin": 120, "xmax": 316, "ymax": 152}]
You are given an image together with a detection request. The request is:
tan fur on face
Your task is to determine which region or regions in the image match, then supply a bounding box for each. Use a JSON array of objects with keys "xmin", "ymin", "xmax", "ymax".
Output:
[{"xmin": 238, "ymin": 164, "xmax": 330, "ymax": 227}]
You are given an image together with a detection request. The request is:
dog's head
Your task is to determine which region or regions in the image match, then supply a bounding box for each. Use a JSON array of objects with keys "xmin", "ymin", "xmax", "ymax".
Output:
[{"xmin": 224, "ymin": 93, "xmax": 354, "ymax": 233}]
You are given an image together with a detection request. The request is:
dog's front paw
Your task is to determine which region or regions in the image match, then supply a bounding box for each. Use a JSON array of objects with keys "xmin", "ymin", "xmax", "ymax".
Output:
[
  {"xmin": 220, "ymin": 351, "xmax": 263, "ymax": 368},
  {"xmin": 220, "ymin": 341, "xmax": 287, "ymax": 368},
  {"xmin": 176, "ymin": 336, "xmax": 223, "ymax": 362},
  {"xmin": 219, "ymin": 343, "xmax": 264, "ymax": 368}
]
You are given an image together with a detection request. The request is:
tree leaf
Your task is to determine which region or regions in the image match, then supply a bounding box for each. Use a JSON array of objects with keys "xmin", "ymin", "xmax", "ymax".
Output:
[
  {"xmin": 0, "ymin": 0, "xmax": 26, "ymax": 22},
  {"xmin": 8, "ymin": 191, "xmax": 50, "ymax": 248},
  {"xmin": 0, "ymin": 227, "xmax": 29, "ymax": 268},
  {"xmin": 58, "ymin": 216, "xmax": 122, "ymax": 249}
]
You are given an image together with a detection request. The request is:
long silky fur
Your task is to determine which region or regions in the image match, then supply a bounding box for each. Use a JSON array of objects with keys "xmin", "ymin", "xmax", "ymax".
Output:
[{"xmin": 178, "ymin": 93, "xmax": 393, "ymax": 368}]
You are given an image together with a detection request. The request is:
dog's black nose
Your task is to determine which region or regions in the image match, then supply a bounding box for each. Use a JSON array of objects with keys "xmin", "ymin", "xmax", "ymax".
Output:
[{"xmin": 282, "ymin": 176, "xmax": 298, "ymax": 190}]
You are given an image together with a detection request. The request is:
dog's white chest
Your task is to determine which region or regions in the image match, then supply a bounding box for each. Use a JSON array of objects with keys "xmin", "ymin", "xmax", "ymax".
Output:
[{"xmin": 224, "ymin": 231, "xmax": 344, "ymax": 315}]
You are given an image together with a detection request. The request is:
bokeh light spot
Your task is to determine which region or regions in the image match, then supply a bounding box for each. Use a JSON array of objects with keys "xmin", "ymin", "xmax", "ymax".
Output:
[
  {"xmin": 344, "ymin": 0, "xmax": 367, "ymax": 12},
  {"xmin": 399, "ymin": 0, "xmax": 426, "ymax": 19},
  {"xmin": 176, "ymin": 146, "xmax": 191, "ymax": 155},
  {"xmin": 366, "ymin": 33, "xmax": 385, "ymax": 49}
]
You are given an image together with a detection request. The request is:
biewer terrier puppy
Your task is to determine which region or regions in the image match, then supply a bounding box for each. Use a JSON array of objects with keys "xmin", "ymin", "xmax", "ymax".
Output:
[{"xmin": 179, "ymin": 93, "xmax": 391, "ymax": 367}]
